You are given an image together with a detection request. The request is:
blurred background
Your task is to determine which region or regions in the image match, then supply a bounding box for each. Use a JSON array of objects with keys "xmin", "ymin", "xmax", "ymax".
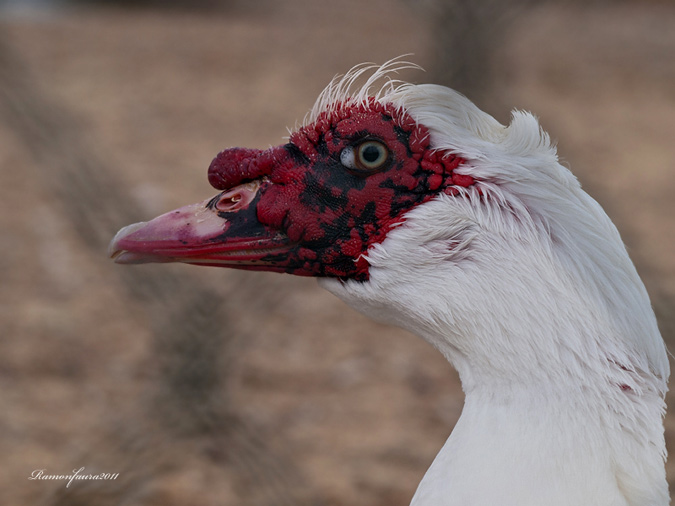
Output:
[{"xmin": 0, "ymin": 0, "xmax": 673, "ymax": 504}]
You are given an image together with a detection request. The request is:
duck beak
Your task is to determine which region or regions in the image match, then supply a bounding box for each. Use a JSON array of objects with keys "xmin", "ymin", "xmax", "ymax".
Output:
[{"xmin": 109, "ymin": 180, "xmax": 294, "ymax": 270}]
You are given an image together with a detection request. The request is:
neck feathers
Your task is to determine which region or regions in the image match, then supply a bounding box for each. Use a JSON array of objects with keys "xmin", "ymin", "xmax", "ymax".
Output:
[{"xmin": 319, "ymin": 71, "xmax": 669, "ymax": 506}]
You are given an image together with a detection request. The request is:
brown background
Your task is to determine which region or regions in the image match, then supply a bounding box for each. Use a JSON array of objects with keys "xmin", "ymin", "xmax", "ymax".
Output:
[{"xmin": 1, "ymin": 1, "xmax": 674, "ymax": 504}]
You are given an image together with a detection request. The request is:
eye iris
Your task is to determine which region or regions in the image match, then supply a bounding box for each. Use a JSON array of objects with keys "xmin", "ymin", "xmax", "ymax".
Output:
[{"xmin": 358, "ymin": 142, "xmax": 387, "ymax": 169}]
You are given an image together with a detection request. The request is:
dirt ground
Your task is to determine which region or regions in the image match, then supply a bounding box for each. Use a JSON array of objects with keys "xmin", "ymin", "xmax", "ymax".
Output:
[{"xmin": 0, "ymin": 1, "xmax": 674, "ymax": 505}]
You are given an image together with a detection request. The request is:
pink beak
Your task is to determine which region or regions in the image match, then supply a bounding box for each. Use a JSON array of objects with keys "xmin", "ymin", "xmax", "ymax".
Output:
[{"xmin": 109, "ymin": 181, "xmax": 294, "ymax": 270}]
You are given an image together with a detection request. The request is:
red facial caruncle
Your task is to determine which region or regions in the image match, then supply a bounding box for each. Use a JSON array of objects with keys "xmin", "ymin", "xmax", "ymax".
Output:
[{"xmin": 110, "ymin": 99, "xmax": 474, "ymax": 281}]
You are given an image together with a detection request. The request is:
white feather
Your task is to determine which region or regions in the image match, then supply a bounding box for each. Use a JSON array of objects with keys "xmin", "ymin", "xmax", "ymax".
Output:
[{"xmin": 317, "ymin": 62, "xmax": 669, "ymax": 506}]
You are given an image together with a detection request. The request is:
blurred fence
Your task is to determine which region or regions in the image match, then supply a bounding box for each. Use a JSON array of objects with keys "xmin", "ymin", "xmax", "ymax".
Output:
[{"xmin": 0, "ymin": 34, "xmax": 318, "ymax": 506}]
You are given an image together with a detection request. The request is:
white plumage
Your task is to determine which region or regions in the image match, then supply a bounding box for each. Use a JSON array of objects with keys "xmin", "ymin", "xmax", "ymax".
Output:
[
  {"xmin": 322, "ymin": 67, "xmax": 669, "ymax": 506},
  {"xmin": 111, "ymin": 61, "xmax": 670, "ymax": 506}
]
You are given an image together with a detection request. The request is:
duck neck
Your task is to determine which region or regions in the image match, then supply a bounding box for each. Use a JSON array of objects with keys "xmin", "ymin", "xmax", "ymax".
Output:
[
  {"xmin": 411, "ymin": 384, "xmax": 615, "ymax": 506},
  {"xmin": 409, "ymin": 359, "xmax": 668, "ymax": 506}
]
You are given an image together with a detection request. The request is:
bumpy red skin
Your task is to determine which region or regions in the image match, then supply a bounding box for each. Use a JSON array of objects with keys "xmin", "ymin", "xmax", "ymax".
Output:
[{"xmin": 208, "ymin": 101, "xmax": 473, "ymax": 281}]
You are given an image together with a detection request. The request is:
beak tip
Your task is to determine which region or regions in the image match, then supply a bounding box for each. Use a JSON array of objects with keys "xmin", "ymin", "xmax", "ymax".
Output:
[
  {"xmin": 111, "ymin": 250, "xmax": 163, "ymax": 264},
  {"xmin": 108, "ymin": 221, "xmax": 149, "ymax": 262}
]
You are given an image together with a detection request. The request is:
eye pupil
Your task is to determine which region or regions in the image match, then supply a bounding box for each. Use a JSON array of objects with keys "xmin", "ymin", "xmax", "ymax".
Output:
[{"xmin": 362, "ymin": 145, "xmax": 381, "ymax": 163}]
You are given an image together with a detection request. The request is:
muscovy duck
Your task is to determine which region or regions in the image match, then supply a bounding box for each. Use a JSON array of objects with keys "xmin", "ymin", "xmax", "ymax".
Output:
[{"xmin": 109, "ymin": 61, "xmax": 669, "ymax": 506}]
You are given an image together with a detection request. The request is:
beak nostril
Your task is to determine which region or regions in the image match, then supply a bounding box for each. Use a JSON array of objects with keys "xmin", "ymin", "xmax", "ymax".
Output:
[
  {"xmin": 213, "ymin": 180, "xmax": 261, "ymax": 212},
  {"xmin": 216, "ymin": 193, "xmax": 241, "ymax": 211}
]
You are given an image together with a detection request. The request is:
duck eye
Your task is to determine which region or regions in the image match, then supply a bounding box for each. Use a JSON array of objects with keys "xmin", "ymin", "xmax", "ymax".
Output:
[
  {"xmin": 340, "ymin": 140, "xmax": 389, "ymax": 174},
  {"xmin": 358, "ymin": 141, "xmax": 388, "ymax": 168}
]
